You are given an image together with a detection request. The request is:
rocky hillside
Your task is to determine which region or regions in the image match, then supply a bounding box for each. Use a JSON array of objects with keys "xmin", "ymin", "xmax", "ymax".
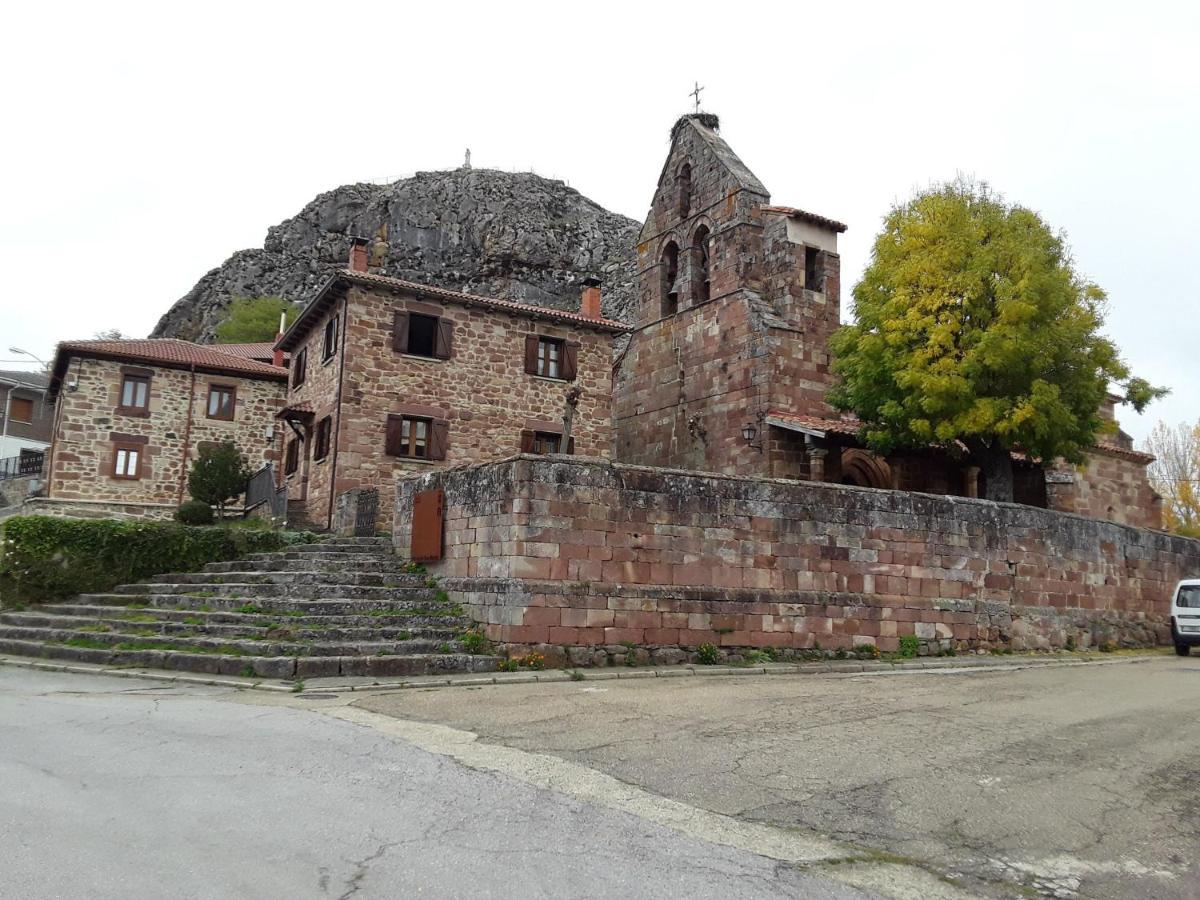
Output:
[{"xmin": 152, "ymin": 168, "xmax": 641, "ymax": 342}]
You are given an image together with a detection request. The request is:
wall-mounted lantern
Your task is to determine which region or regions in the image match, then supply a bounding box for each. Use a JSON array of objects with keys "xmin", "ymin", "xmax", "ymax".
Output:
[{"xmin": 742, "ymin": 417, "xmax": 764, "ymax": 454}]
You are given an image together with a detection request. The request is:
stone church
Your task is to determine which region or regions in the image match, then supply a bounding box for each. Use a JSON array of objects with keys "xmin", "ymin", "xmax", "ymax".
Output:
[{"xmin": 613, "ymin": 113, "xmax": 1161, "ymax": 529}]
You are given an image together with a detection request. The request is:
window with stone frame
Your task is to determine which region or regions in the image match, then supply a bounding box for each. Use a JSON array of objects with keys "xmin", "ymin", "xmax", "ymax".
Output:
[
  {"xmin": 119, "ymin": 373, "xmax": 150, "ymax": 414},
  {"xmin": 292, "ymin": 348, "xmax": 307, "ymax": 389},
  {"xmin": 322, "ymin": 315, "xmax": 338, "ymax": 362},
  {"xmin": 206, "ymin": 384, "xmax": 236, "ymax": 421},
  {"xmin": 8, "ymin": 397, "xmax": 34, "ymax": 424},
  {"xmin": 660, "ymin": 242, "xmax": 680, "ymax": 316},
  {"xmin": 313, "ymin": 415, "xmax": 331, "ymax": 461},
  {"xmin": 393, "ymin": 310, "xmax": 453, "ymax": 360},
  {"xmin": 112, "ymin": 443, "xmax": 142, "ymax": 479},
  {"xmin": 523, "ymin": 334, "xmax": 578, "ymax": 381},
  {"xmin": 804, "ymin": 246, "xmax": 824, "ymax": 293},
  {"xmin": 284, "ymin": 437, "xmax": 300, "ymax": 475},
  {"xmin": 677, "ymin": 163, "xmax": 692, "ymax": 218},
  {"xmin": 385, "ymin": 414, "xmax": 449, "ymax": 460},
  {"xmin": 691, "ymin": 225, "xmax": 711, "ymax": 304}
]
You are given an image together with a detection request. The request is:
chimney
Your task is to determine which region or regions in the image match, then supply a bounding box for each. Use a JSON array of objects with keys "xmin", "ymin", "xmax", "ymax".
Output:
[
  {"xmin": 272, "ymin": 311, "xmax": 286, "ymax": 368},
  {"xmin": 581, "ymin": 277, "xmax": 602, "ymax": 319},
  {"xmin": 349, "ymin": 236, "xmax": 369, "ymax": 273}
]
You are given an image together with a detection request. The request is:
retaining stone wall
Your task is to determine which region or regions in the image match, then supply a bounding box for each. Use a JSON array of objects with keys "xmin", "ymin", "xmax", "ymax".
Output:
[{"xmin": 395, "ymin": 457, "xmax": 1200, "ymax": 657}]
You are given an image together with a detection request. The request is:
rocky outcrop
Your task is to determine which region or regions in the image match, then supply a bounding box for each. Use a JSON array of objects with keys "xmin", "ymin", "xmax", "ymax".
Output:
[{"xmin": 152, "ymin": 169, "xmax": 641, "ymax": 342}]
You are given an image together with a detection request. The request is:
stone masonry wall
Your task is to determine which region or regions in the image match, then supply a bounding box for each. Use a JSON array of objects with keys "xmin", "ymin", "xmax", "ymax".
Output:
[
  {"xmin": 288, "ymin": 282, "xmax": 617, "ymax": 530},
  {"xmin": 395, "ymin": 457, "xmax": 1200, "ymax": 657},
  {"xmin": 1046, "ymin": 450, "xmax": 1162, "ymax": 530},
  {"xmin": 46, "ymin": 356, "xmax": 285, "ymax": 515}
]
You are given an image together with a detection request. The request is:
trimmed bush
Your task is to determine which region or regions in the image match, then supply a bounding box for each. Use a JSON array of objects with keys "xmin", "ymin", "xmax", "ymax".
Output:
[
  {"xmin": 176, "ymin": 500, "xmax": 214, "ymax": 526},
  {"xmin": 0, "ymin": 516, "xmax": 313, "ymax": 604}
]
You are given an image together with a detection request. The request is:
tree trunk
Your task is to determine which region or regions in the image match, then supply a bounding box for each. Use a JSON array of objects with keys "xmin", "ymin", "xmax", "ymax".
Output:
[{"xmin": 967, "ymin": 440, "xmax": 1015, "ymax": 503}]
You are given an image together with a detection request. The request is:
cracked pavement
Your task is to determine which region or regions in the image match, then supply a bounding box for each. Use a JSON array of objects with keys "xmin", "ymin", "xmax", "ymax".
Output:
[
  {"xmin": 0, "ymin": 668, "xmax": 872, "ymax": 899},
  {"xmin": 356, "ymin": 656, "xmax": 1200, "ymax": 898}
]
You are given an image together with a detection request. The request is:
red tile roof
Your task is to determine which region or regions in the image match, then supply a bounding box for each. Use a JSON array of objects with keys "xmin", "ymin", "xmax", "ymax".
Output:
[
  {"xmin": 765, "ymin": 411, "xmax": 862, "ymax": 437},
  {"xmin": 217, "ymin": 342, "xmax": 288, "ymax": 362},
  {"xmin": 278, "ymin": 269, "xmax": 631, "ymax": 352},
  {"xmin": 761, "ymin": 205, "xmax": 848, "ymax": 234},
  {"xmin": 276, "ymin": 401, "xmax": 315, "ymax": 419},
  {"xmin": 48, "ymin": 338, "xmax": 288, "ymax": 400}
]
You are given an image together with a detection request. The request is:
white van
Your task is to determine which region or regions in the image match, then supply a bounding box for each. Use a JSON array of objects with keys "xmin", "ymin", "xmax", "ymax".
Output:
[{"xmin": 1171, "ymin": 579, "xmax": 1200, "ymax": 656}]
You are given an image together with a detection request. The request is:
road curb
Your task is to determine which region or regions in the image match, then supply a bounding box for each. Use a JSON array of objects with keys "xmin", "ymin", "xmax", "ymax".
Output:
[{"xmin": 0, "ymin": 651, "xmax": 1161, "ymax": 695}]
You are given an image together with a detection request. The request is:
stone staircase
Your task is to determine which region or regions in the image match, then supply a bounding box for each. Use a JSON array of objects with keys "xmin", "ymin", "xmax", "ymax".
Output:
[{"xmin": 0, "ymin": 537, "xmax": 497, "ymax": 681}]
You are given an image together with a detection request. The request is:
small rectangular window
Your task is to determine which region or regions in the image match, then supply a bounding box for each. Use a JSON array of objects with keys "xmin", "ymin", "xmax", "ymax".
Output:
[
  {"xmin": 206, "ymin": 385, "xmax": 236, "ymax": 420},
  {"xmin": 322, "ymin": 316, "xmax": 338, "ymax": 361},
  {"xmin": 8, "ymin": 397, "xmax": 34, "ymax": 424},
  {"xmin": 407, "ymin": 314, "xmax": 438, "ymax": 358},
  {"xmin": 119, "ymin": 375, "xmax": 150, "ymax": 412},
  {"xmin": 313, "ymin": 416, "xmax": 331, "ymax": 461},
  {"xmin": 284, "ymin": 438, "xmax": 300, "ymax": 475},
  {"xmin": 805, "ymin": 246, "xmax": 823, "ymax": 293},
  {"xmin": 112, "ymin": 445, "xmax": 141, "ymax": 479},
  {"xmin": 292, "ymin": 348, "xmax": 307, "ymax": 389},
  {"xmin": 386, "ymin": 414, "xmax": 448, "ymax": 460},
  {"xmin": 533, "ymin": 432, "xmax": 561, "ymax": 454}
]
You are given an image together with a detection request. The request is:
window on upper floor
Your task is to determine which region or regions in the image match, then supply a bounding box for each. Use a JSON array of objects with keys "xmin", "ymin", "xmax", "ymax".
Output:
[
  {"xmin": 677, "ymin": 163, "xmax": 692, "ymax": 218},
  {"xmin": 393, "ymin": 310, "xmax": 453, "ymax": 360},
  {"xmin": 292, "ymin": 348, "xmax": 308, "ymax": 389},
  {"xmin": 206, "ymin": 384, "xmax": 236, "ymax": 421},
  {"xmin": 523, "ymin": 335, "xmax": 578, "ymax": 381},
  {"xmin": 8, "ymin": 397, "xmax": 33, "ymax": 424},
  {"xmin": 112, "ymin": 444, "xmax": 142, "ymax": 479},
  {"xmin": 284, "ymin": 437, "xmax": 300, "ymax": 475},
  {"xmin": 322, "ymin": 315, "xmax": 338, "ymax": 362},
  {"xmin": 119, "ymin": 374, "xmax": 150, "ymax": 413}
]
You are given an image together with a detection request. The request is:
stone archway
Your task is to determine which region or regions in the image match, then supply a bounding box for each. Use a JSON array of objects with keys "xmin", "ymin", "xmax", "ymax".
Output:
[{"xmin": 840, "ymin": 448, "xmax": 892, "ymax": 489}]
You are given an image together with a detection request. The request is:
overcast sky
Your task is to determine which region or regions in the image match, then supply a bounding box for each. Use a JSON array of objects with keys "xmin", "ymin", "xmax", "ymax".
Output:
[{"xmin": 2, "ymin": 0, "xmax": 1196, "ymax": 443}]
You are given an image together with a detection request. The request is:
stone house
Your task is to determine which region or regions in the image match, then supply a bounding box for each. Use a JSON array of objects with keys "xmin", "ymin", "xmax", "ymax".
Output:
[
  {"xmin": 0, "ymin": 370, "xmax": 52, "ymax": 463},
  {"xmin": 614, "ymin": 113, "xmax": 1161, "ymax": 529},
  {"xmin": 38, "ymin": 339, "xmax": 289, "ymax": 519},
  {"xmin": 274, "ymin": 241, "xmax": 630, "ymax": 531}
]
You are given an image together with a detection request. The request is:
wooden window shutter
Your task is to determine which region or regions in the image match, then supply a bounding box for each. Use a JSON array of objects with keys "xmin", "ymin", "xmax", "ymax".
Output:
[
  {"xmin": 385, "ymin": 415, "xmax": 404, "ymax": 457},
  {"xmin": 523, "ymin": 335, "xmax": 539, "ymax": 375},
  {"xmin": 428, "ymin": 419, "xmax": 450, "ymax": 460},
  {"xmin": 392, "ymin": 311, "xmax": 410, "ymax": 352},
  {"xmin": 519, "ymin": 429, "xmax": 535, "ymax": 453},
  {"xmin": 434, "ymin": 318, "xmax": 454, "ymax": 359},
  {"xmin": 566, "ymin": 436, "xmax": 575, "ymax": 455},
  {"xmin": 562, "ymin": 341, "xmax": 580, "ymax": 381}
]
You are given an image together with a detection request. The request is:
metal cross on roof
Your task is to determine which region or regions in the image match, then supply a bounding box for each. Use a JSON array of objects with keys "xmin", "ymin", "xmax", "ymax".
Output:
[{"xmin": 691, "ymin": 81, "xmax": 704, "ymax": 113}]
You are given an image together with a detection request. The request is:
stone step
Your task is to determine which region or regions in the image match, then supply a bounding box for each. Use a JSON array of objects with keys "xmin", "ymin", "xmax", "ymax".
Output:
[
  {"xmin": 24, "ymin": 603, "xmax": 470, "ymax": 630},
  {"xmin": 111, "ymin": 582, "xmax": 444, "ymax": 601},
  {"xmin": 72, "ymin": 593, "xmax": 462, "ymax": 618},
  {"xmin": 0, "ymin": 639, "xmax": 498, "ymax": 679},
  {"xmin": 142, "ymin": 571, "xmax": 435, "ymax": 588},
  {"xmin": 0, "ymin": 612, "xmax": 465, "ymax": 643},
  {"xmin": 0, "ymin": 624, "xmax": 467, "ymax": 658},
  {"xmin": 201, "ymin": 558, "xmax": 417, "ymax": 574}
]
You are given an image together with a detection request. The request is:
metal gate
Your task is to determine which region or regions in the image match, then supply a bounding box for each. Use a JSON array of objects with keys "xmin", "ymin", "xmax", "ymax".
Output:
[{"xmin": 354, "ymin": 488, "xmax": 379, "ymax": 537}]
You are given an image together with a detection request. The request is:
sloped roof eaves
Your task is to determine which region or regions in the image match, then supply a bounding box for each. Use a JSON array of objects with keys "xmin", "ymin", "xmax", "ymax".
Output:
[
  {"xmin": 760, "ymin": 205, "xmax": 849, "ymax": 234},
  {"xmin": 277, "ymin": 270, "xmax": 631, "ymax": 351},
  {"xmin": 48, "ymin": 339, "xmax": 288, "ymax": 401}
]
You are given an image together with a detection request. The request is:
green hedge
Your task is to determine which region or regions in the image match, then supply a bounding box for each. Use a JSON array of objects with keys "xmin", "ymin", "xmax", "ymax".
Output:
[{"xmin": 0, "ymin": 516, "xmax": 314, "ymax": 605}]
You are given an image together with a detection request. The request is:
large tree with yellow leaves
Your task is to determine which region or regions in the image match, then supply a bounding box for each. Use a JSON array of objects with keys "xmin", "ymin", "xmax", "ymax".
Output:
[{"xmin": 829, "ymin": 178, "xmax": 1164, "ymax": 502}]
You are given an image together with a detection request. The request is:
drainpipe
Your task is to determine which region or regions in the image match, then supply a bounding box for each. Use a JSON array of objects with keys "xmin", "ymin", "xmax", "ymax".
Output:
[
  {"xmin": 325, "ymin": 298, "xmax": 348, "ymax": 531},
  {"xmin": 177, "ymin": 364, "xmax": 197, "ymax": 506}
]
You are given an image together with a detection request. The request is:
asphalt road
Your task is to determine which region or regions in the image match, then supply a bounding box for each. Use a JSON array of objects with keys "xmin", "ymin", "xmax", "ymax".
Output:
[
  {"xmin": 0, "ymin": 668, "xmax": 872, "ymax": 900},
  {"xmin": 359, "ymin": 656, "xmax": 1200, "ymax": 899}
]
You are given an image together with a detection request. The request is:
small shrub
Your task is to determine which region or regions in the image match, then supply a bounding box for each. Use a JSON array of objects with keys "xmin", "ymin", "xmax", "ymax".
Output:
[
  {"xmin": 853, "ymin": 643, "xmax": 881, "ymax": 660},
  {"xmin": 898, "ymin": 634, "xmax": 920, "ymax": 659},
  {"xmin": 239, "ymin": 664, "xmax": 255, "ymax": 678},
  {"xmin": 497, "ymin": 659, "xmax": 520, "ymax": 672},
  {"xmin": 517, "ymin": 652, "xmax": 545, "ymax": 670},
  {"xmin": 402, "ymin": 561, "xmax": 426, "ymax": 574},
  {"xmin": 1064, "ymin": 635, "xmax": 1077, "ymax": 652},
  {"xmin": 459, "ymin": 630, "xmax": 489, "ymax": 654},
  {"xmin": 1099, "ymin": 639, "xmax": 1118, "ymax": 653},
  {"xmin": 438, "ymin": 642, "xmax": 453, "ymax": 654},
  {"xmin": 938, "ymin": 645, "xmax": 957, "ymax": 657},
  {"xmin": 695, "ymin": 643, "xmax": 720, "ymax": 665},
  {"xmin": 569, "ymin": 669, "xmax": 585, "ymax": 681},
  {"xmin": 833, "ymin": 648, "xmax": 848, "ymax": 660},
  {"xmin": 176, "ymin": 501, "xmax": 214, "ymax": 526}
]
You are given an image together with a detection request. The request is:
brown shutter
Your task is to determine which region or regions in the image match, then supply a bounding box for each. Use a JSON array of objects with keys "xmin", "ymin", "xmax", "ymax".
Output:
[
  {"xmin": 385, "ymin": 415, "xmax": 404, "ymax": 457},
  {"xmin": 392, "ymin": 311, "xmax": 410, "ymax": 353},
  {"xmin": 434, "ymin": 318, "xmax": 454, "ymax": 359},
  {"xmin": 520, "ymin": 429, "xmax": 535, "ymax": 453},
  {"xmin": 562, "ymin": 341, "xmax": 579, "ymax": 381},
  {"xmin": 566, "ymin": 436, "xmax": 575, "ymax": 455},
  {"xmin": 524, "ymin": 334, "xmax": 539, "ymax": 375},
  {"xmin": 428, "ymin": 419, "xmax": 450, "ymax": 460}
]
